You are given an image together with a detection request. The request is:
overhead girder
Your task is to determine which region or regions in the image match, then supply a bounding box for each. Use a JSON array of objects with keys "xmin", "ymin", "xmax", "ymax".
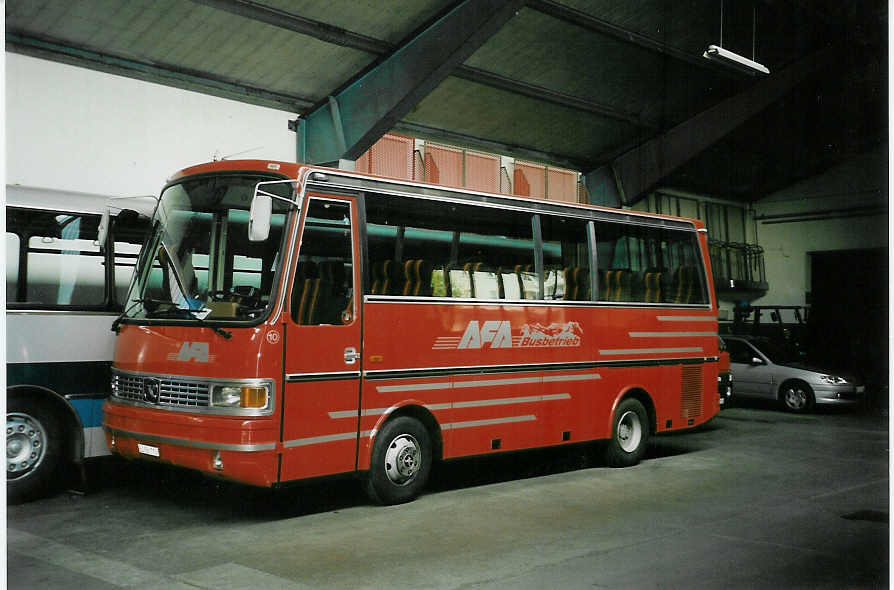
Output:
[
  {"xmin": 585, "ymin": 44, "xmax": 839, "ymax": 207},
  {"xmin": 295, "ymin": 0, "xmax": 524, "ymax": 165},
  {"xmin": 5, "ymin": 32, "xmax": 314, "ymax": 113},
  {"xmin": 192, "ymin": 0, "xmax": 658, "ymax": 129}
]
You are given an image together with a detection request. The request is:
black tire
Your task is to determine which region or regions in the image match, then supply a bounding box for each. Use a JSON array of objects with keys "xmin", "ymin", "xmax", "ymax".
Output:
[
  {"xmin": 604, "ymin": 398, "xmax": 649, "ymax": 467},
  {"xmin": 779, "ymin": 381, "xmax": 814, "ymax": 413},
  {"xmin": 7, "ymin": 396, "xmax": 65, "ymax": 503},
  {"xmin": 364, "ymin": 416, "xmax": 432, "ymax": 505}
]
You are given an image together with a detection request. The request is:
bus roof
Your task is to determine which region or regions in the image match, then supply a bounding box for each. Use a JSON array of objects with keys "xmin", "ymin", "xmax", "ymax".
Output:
[{"xmin": 166, "ymin": 160, "xmax": 705, "ymax": 232}]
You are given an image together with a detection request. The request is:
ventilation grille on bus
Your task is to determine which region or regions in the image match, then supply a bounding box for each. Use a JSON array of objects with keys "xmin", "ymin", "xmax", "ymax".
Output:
[
  {"xmin": 680, "ymin": 366, "xmax": 703, "ymax": 419},
  {"xmin": 112, "ymin": 373, "xmax": 211, "ymax": 408}
]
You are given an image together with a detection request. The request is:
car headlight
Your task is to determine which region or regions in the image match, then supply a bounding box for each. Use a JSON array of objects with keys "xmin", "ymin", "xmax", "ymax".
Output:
[
  {"xmin": 211, "ymin": 384, "xmax": 269, "ymax": 409},
  {"xmin": 819, "ymin": 375, "xmax": 847, "ymax": 385}
]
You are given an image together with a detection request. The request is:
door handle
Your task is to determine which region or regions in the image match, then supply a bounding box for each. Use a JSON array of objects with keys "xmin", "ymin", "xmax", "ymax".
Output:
[{"xmin": 344, "ymin": 347, "xmax": 361, "ymax": 365}]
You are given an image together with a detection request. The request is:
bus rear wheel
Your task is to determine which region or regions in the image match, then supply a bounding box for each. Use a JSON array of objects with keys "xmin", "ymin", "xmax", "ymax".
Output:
[
  {"xmin": 7, "ymin": 396, "xmax": 63, "ymax": 503},
  {"xmin": 604, "ymin": 398, "xmax": 649, "ymax": 467},
  {"xmin": 364, "ymin": 416, "xmax": 432, "ymax": 505}
]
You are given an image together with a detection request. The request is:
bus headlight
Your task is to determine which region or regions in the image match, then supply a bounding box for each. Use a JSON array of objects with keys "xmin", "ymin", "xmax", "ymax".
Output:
[{"xmin": 211, "ymin": 384, "xmax": 269, "ymax": 409}]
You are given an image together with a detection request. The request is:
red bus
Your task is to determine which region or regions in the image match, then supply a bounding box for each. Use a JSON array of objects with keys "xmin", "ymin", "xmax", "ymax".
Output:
[{"xmin": 103, "ymin": 159, "xmax": 719, "ymax": 504}]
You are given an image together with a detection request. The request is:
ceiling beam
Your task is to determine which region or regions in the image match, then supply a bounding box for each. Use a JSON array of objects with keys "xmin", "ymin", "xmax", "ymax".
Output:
[
  {"xmin": 526, "ymin": 0, "xmax": 737, "ymax": 77},
  {"xmin": 599, "ymin": 44, "xmax": 839, "ymax": 205},
  {"xmin": 453, "ymin": 66, "xmax": 654, "ymax": 128},
  {"xmin": 188, "ymin": 0, "xmax": 391, "ymax": 54},
  {"xmin": 6, "ymin": 32, "xmax": 314, "ymax": 112},
  {"xmin": 194, "ymin": 0, "xmax": 648, "ymax": 126},
  {"xmin": 297, "ymin": 0, "xmax": 524, "ymax": 165}
]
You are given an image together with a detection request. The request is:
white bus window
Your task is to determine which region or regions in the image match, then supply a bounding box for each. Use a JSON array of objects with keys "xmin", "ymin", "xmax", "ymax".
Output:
[
  {"xmin": 112, "ymin": 211, "xmax": 152, "ymax": 306},
  {"xmin": 541, "ymin": 216, "xmax": 592, "ymax": 301},
  {"xmin": 25, "ymin": 214, "xmax": 105, "ymax": 306},
  {"xmin": 6, "ymin": 232, "xmax": 20, "ymax": 302},
  {"xmin": 365, "ymin": 194, "xmax": 535, "ymax": 300},
  {"xmin": 114, "ymin": 242, "xmax": 141, "ymax": 304},
  {"xmin": 595, "ymin": 221, "xmax": 708, "ymax": 305}
]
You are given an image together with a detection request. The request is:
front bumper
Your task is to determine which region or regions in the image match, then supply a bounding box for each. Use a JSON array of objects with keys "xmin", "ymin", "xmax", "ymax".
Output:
[
  {"xmin": 103, "ymin": 400, "xmax": 280, "ymax": 487},
  {"xmin": 813, "ymin": 384, "xmax": 866, "ymax": 405}
]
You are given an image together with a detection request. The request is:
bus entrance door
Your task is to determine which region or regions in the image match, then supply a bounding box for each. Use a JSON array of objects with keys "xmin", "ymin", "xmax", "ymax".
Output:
[{"xmin": 280, "ymin": 196, "xmax": 362, "ymax": 481}]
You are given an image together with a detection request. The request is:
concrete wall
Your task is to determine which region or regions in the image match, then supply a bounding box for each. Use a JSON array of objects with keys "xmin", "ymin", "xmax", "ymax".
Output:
[
  {"xmin": 6, "ymin": 53, "xmax": 297, "ymax": 198},
  {"xmin": 753, "ymin": 150, "xmax": 888, "ymax": 308}
]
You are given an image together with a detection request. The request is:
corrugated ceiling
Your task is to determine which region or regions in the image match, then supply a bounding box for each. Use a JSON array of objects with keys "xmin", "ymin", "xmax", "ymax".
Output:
[{"xmin": 6, "ymin": 0, "xmax": 887, "ymax": 202}]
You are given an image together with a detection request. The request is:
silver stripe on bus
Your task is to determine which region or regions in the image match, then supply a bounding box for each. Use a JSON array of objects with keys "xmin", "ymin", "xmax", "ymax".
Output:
[
  {"xmin": 453, "ymin": 377, "xmax": 542, "ymax": 388},
  {"xmin": 453, "ymin": 393, "xmax": 570, "ymax": 408},
  {"xmin": 599, "ymin": 347, "xmax": 703, "ymax": 355},
  {"xmin": 376, "ymin": 381, "xmax": 453, "ymax": 393},
  {"xmin": 283, "ymin": 429, "xmax": 374, "ymax": 449},
  {"xmin": 542, "ymin": 374, "xmax": 601, "ymax": 383},
  {"xmin": 329, "ymin": 393, "xmax": 572, "ymax": 419},
  {"xmin": 657, "ymin": 316, "xmax": 717, "ymax": 322},
  {"xmin": 375, "ymin": 372, "xmax": 600, "ymax": 393},
  {"xmin": 628, "ymin": 332, "xmax": 717, "ymax": 338},
  {"xmin": 328, "ymin": 407, "xmax": 391, "ymax": 419},
  {"xmin": 441, "ymin": 415, "xmax": 536, "ymax": 430},
  {"xmin": 286, "ymin": 371, "xmax": 361, "ymax": 382},
  {"xmin": 104, "ymin": 427, "xmax": 276, "ymax": 452}
]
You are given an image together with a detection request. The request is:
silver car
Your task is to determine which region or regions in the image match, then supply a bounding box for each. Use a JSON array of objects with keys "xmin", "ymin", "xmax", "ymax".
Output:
[{"xmin": 723, "ymin": 335, "xmax": 865, "ymax": 412}]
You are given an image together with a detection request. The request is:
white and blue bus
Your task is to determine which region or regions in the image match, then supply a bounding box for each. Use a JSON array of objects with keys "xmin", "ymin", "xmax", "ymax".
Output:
[{"xmin": 6, "ymin": 185, "xmax": 154, "ymax": 501}]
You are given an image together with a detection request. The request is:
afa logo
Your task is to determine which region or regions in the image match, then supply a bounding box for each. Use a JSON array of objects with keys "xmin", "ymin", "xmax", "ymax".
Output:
[
  {"xmin": 167, "ymin": 341, "xmax": 215, "ymax": 363},
  {"xmin": 434, "ymin": 320, "xmax": 582, "ymax": 350},
  {"xmin": 458, "ymin": 320, "xmax": 513, "ymax": 349}
]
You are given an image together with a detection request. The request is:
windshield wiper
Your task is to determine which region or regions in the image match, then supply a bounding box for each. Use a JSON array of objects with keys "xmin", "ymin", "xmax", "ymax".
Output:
[
  {"xmin": 128, "ymin": 298, "xmax": 232, "ymax": 340},
  {"xmin": 111, "ymin": 298, "xmax": 144, "ymax": 334}
]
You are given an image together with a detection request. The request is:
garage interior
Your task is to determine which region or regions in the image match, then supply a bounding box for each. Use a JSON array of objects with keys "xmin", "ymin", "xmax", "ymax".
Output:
[{"xmin": 5, "ymin": 0, "xmax": 889, "ymax": 588}]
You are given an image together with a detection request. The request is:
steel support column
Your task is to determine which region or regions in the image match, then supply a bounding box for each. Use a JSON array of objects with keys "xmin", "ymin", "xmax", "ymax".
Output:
[
  {"xmin": 298, "ymin": 0, "xmax": 522, "ymax": 165},
  {"xmin": 594, "ymin": 45, "xmax": 838, "ymax": 205}
]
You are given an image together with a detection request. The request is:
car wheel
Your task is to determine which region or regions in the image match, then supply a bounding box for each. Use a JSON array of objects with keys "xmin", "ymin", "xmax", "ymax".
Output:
[
  {"xmin": 780, "ymin": 381, "xmax": 814, "ymax": 413},
  {"xmin": 364, "ymin": 416, "xmax": 432, "ymax": 505},
  {"xmin": 7, "ymin": 396, "xmax": 64, "ymax": 503},
  {"xmin": 604, "ymin": 398, "xmax": 650, "ymax": 467}
]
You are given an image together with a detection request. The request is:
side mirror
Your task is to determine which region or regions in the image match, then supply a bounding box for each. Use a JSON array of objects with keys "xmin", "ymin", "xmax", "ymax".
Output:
[
  {"xmin": 248, "ymin": 193, "xmax": 272, "ymax": 242},
  {"xmin": 750, "ymin": 357, "xmax": 765, "ymax": 366}
]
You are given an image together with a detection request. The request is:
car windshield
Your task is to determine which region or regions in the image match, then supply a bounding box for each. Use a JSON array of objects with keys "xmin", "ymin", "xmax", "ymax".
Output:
[{"xmin": 121, "ymin": 173, "xmax": 294, "ymax": 323}]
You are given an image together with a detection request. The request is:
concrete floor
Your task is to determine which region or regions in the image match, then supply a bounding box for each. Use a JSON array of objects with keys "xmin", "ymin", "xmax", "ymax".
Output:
[{"xmin": 8, "ymin": 403, "xmax": 889, "ymax": 589}]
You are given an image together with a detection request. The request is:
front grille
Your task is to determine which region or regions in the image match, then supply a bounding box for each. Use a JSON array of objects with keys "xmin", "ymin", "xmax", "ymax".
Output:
[{"xmin": 112, "ymin": 372, "xmax": 210, "ymax": 408}]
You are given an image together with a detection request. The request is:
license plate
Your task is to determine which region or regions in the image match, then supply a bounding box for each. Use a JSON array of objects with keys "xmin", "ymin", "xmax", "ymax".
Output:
[{"xmin": 137, "ymin": 443, "xmax": 160, "ymax": 457}]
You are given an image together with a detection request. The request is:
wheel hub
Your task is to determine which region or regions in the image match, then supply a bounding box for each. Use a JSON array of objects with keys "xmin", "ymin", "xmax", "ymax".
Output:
[
  {"xmin": 384, "ymin": 434, "xmax": 420, "ymax": 486},
  {"xmin": 7, "ymin": 413, "xmax": 46, "ymax": 476},
  {"xmin": 617, "ymin": 410, "xmax": 642, "ymax": 453}
]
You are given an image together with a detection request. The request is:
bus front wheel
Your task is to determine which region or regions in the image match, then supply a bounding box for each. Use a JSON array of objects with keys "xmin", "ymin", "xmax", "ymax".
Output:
[
  {"xmin": 364, "ymin": 416, "xmax": 432, "ymax": 505},
  {"xmin": 7, "ymin": 396, "xmax": 64, "ymax": 503},
  {"xmin": 604, "ymin": 398, "xmax": 649, "ymax": 467}
]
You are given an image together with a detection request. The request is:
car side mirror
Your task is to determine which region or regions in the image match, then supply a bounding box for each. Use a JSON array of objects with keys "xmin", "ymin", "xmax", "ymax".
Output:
[{"xmin": 750, "ymin": 357, "xmax": 765, "ymax": 366}]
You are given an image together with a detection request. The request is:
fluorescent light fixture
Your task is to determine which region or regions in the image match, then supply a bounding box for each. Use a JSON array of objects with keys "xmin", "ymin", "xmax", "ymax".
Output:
[{"xmin": 703, "ymin": 44, "xmax": 770, "ymax": 75}]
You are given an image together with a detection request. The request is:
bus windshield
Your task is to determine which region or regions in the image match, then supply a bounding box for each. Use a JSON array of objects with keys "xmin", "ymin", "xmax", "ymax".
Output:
[{"xmin": 121, "ymin": 173, "xmax": 294, "ymax": 324}]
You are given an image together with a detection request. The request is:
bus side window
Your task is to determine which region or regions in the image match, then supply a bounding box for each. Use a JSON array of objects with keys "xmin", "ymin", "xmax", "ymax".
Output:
[
  {"xmin": 540, "ymin": 215, "xmax": 592, "ymax": 301},
  {"xmin": 594, "ymin": 221, "xmax": 709, "ymax": 305},
  {"xmin": 6, "ymin": 231, "xmax": 20, "ymax": 303},
  {"xmin": 292, "ymin": 199, "xmax": 353, "ymax": 326},
  {"xmin": 111, "ymin": 213, "xmax": 151, "ymax": 307},
  {"xmin": 24, "ymin": 212, "xmax": 105, "ymax": 306},
  {"xmin": 364, "ymin": 193, "xmax": 535, "ymax": 301}
]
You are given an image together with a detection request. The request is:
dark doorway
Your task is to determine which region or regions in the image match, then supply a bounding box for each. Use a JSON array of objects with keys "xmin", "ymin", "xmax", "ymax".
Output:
[{"xmin": 808, "ymin": 248, "xmax": 888, "ymax": 405}]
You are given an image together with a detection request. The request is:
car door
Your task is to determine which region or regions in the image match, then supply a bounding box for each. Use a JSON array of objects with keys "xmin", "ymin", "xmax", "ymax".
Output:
[
  {"xmin": 726, "ymin": 338, "xmax": 775, "ymax": 398},
  {"xmin": 279, "ymin": 195, "xmax": 362, "ymax": 481}
]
